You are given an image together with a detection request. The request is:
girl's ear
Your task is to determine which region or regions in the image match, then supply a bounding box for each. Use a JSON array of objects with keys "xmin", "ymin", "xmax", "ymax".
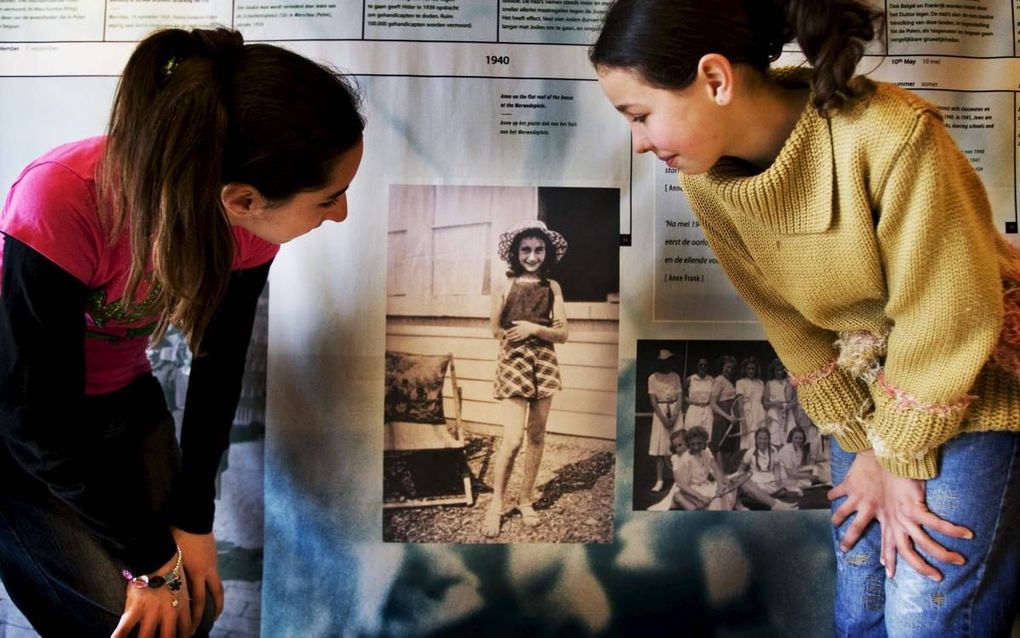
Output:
[
  {"xmin": 221, "ymin": 183, "xmax": 268, "ymax": 226},
  {"xmin": 697, "ymin": 53, "xmax": 735, "ymax": 106}
]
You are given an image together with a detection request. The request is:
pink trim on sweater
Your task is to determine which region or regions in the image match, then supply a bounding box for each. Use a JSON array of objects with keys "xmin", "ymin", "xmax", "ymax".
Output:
[
  {"xmin": 990, "ymin": 248, "xmax": 1020, "ymax": 377},
  {"xmin": 788, "ymin": 360, "xmax": 838, "ymax": 388},
  {"xmin": 875, "ymin": 370, "xmax": 976, "ymax": 416}
]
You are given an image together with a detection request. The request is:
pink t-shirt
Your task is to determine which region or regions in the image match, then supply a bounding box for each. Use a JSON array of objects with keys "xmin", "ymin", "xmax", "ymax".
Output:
[{"xmin": 0, "ymin": 137, "xmax": 279, "ymax": 395}]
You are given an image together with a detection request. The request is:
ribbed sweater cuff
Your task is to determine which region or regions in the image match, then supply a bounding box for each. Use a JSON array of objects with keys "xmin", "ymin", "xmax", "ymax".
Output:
[
  {"xmin": 867, "ymin": 384, "xmax": 968, "ymax": 480},
  {"xmin": 833, "ymin": 425, "xmax": 871, "ymax": 454},
  {"xmin": 876, "ymin": 451, "xmax": 939, "ymax": 480},
  {"xmin": 793, "ymin": 365, "xmax": 870, "ymax": 433}
]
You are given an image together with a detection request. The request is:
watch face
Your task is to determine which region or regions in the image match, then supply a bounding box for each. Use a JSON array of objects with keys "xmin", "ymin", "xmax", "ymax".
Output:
[{"xmin": 147, "ymin": 576, "xmax": 166, "ymax": 588}]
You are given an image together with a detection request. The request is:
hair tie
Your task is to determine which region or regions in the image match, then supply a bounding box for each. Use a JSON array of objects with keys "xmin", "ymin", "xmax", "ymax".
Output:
[{"xmin": 161, "ymin": 55, "xmax": 182, "ymax": 79}]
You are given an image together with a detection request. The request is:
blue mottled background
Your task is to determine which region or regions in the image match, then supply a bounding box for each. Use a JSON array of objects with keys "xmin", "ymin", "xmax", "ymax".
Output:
[{"xmin": 264, "ymin": 359, "xmax": 836, "ymax": 636}]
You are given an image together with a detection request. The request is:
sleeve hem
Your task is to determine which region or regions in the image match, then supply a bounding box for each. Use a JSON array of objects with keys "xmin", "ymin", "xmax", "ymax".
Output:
[
  {"xmin": 866, "ymin": 375, "xmax": 966, "ymax": 472},
  {"xmin": 124, "ymin": 529, "xmax": 178, "ymax": 575},
  {"xmin": 170, "ymin": 517, "xmax": 214, "ymax": 535},
  {"xmin": 832, "ymin": 425, "xmax": 871, "ymax": 453},
  {"xmin": 876, "ymin": 450, "xmax": 938, "ymax": 480},
  {"xmin": 793, "ymin": 364, "xmax": 870, "ymax": 427}
]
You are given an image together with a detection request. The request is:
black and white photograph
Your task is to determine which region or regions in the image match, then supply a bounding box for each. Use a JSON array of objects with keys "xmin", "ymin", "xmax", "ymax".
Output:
[
  {"xmin": 382, "ymin": 184, "xmax": 619, "ymax": 543},
  {"xmin": 634, "ymin": 339, "xmax": 832, "ymax": 512}
]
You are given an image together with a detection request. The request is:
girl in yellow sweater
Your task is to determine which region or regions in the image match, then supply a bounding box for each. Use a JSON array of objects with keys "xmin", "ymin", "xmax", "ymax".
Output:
[{"xmin": 592, "ymin": 1, "xmax": 1020, "ymax": 635}]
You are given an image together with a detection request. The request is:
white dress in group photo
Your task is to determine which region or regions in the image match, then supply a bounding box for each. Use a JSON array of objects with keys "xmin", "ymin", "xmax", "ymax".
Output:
[
  {"xmin": 735, "ymin": 376, "xmax": 766, "ymax": 451},
  {"xmin": 684, "ymin": 373, "xmax": 714, "ymax": 432},
  {"xmin": 764, "ymin": 377, "xmax": 795, "ymax": 445},
  {"xmin": 648, "ymin": 371, "xmax": 682, "ymax": 456}
]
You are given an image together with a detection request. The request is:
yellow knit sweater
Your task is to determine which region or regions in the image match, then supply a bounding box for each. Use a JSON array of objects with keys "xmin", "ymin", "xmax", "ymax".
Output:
[{"xmin": 681, "ymin": 71, "xmax": 1020, "ymax": 479}]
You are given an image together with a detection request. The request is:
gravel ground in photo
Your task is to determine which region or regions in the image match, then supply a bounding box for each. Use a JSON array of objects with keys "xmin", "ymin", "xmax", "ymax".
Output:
[{"xmin": 384, "ymin": 432, "xmax": 615, "ymax": 544}]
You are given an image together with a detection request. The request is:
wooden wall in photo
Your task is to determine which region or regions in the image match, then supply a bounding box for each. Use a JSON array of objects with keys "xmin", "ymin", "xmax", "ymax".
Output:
[{"xmin": 386, "ymin": 321, "xmax": 618, "ymax": 441}]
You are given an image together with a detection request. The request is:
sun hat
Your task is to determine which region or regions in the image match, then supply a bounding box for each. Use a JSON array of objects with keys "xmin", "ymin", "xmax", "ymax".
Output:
[
  {"xmin": 652, "ymin": 348, "xmax": 675, "ymax": 372},
  {"xmin": 497, "ymin": 219, "xmax": 568, "ymax": 264}
]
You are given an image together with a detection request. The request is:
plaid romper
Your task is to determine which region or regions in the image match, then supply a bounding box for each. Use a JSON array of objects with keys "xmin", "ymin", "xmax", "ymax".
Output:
[{"xmin": 493, "ymin": 278, "xmax": 562, "ymax": 399}]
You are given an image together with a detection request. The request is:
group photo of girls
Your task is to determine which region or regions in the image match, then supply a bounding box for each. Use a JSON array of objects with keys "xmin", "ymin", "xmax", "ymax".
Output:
[{"xmin": 634, "ymin": 339, "xmax": 832, "ymax": 512}]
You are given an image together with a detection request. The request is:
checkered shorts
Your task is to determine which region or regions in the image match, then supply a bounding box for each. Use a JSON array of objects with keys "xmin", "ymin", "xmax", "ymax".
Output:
[{"xmin": 493, "ymin": 339, "xmax": 561, "ymax": 399}]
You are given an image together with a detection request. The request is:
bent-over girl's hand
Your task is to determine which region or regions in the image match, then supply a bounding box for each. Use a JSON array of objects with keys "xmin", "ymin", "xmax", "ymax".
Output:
[
  {"xmin": 173, "ymin": 528, "xmax": 224, "ymax": 632},
  {"xmin": 879, "ymin": 473, "xmax": 972, "ymax": 581},
  {"xmin": 828, "ymin": 450, "xmax": 885, "ymax": 553},
  {"xmin": 112, "ymin": 552, "xmax": 192, "ymax": 638}
]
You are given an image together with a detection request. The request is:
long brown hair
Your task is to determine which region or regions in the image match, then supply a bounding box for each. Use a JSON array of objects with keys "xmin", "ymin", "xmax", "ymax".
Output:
[
  {"xmin": 101, "ymin": 28, "xmax": 364, "ymax": 351},
  {"xmin": 589, "ymin": 0, "xmax": 884, "ymax": 115}
]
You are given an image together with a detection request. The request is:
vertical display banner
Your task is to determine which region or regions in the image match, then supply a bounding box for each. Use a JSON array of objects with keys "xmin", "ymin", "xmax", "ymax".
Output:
[{"xmin": 2, "ymin": 1, "xmax": 1019, "ymax": 635}]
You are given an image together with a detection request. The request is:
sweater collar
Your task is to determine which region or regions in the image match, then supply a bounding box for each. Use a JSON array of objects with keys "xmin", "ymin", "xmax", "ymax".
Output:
[{"xmin": 700, "ymin": 68, "xmax": 834, "ymax": 234}]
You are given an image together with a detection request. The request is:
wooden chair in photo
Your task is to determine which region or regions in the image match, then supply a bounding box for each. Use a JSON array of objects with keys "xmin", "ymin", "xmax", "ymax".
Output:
[{"xmin": 382, "ymin": 351, "xmax": 474, "ymax": 508}]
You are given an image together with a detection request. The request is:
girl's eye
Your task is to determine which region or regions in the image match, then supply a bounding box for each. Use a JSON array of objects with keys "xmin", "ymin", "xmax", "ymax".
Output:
[
  {"xmin": 319, "ymin": 196, "xmax": 340, "ymax": 209},
  {"xmin": 631, "ymin": 114, "xmax": 647, "ymax": 124}
]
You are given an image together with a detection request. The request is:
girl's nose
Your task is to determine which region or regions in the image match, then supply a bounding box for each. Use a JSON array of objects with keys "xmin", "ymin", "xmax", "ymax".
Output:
[
  {"xmin": 632, "ymin": 130, "xmax": 652, "ymax": 154},
  {"xmin": 325, "ymin": 201, "xmax": 349, "ymax": 223}
]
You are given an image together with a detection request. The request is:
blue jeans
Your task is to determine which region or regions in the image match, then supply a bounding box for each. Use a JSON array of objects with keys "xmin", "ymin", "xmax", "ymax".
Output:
[{"xmin": 830, "ymin": 432, "xmax": 1020, "ymax": 637}]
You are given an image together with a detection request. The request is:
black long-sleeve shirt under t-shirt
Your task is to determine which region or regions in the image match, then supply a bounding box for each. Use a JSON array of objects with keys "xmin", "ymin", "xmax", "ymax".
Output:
[{"xmin": 0, "ymin": 234, "xmax": 270, "ymax": 574}]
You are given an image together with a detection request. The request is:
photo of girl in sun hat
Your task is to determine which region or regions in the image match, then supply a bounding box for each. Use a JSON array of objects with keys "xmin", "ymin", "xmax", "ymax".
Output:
[{"xmin": 482, "ymin": 219, "xmax": 569, "ymax": 538}]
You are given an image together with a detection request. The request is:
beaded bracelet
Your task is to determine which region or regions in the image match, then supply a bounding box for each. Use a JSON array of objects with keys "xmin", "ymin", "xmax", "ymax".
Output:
[{"xmin": 121, "ymin": 544, "xmax": 183, "ymax": 608}]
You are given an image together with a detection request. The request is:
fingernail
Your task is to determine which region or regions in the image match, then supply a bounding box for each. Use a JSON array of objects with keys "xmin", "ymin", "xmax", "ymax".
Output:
[
  {"xmin": 879, "ymin": 556, "xmax": 885, "ymax": 566},
  {"xmin": 964, "ymin": 530, "xmax": 974, "ymax": 540},
  {"xmin": 839, "ymin": 545, "xmax": 848, "ymax": 553},
  {"xmin": 930, "ymin": 574, "xmax": 942, "ymax": 582},
  {"xmin": 885, "ymin": 568, "xmax": 893, "ymax": 579},
  {"xmin": 954, "ymin": 558, "xmax": 966, "ymax": 566}
]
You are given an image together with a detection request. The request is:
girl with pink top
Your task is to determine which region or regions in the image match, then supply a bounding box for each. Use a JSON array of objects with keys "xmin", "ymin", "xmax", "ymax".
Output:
[{"xmin": 0, "ymin": 27, "xmax": 364, "ymax": 636}]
